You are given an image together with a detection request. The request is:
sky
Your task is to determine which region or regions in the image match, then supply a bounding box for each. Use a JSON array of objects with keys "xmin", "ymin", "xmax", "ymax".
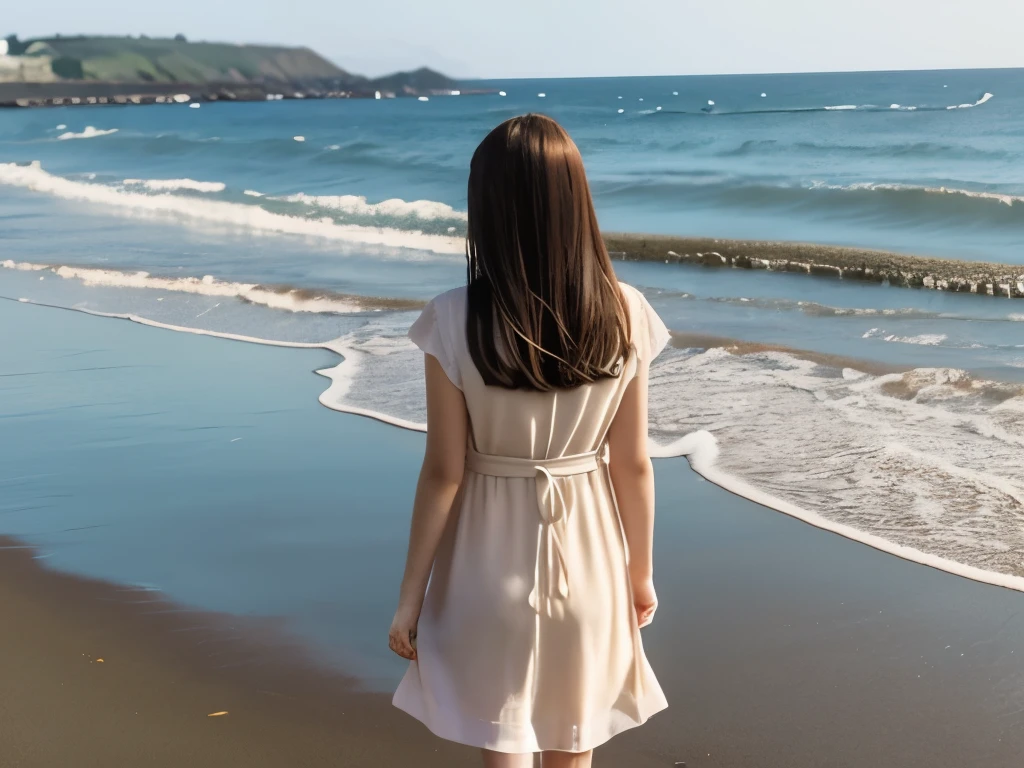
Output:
[{"xmin": 5, "ymin": 0, "xmax": 1023, "ymax": 79}]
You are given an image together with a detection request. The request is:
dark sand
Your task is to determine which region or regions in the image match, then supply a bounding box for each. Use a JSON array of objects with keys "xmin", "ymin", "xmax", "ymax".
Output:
[
  {"xmin": 3, "ymin": 298, "xmax": 1024, "ymax": 767},
  {"xmin": 0, "ymin": 536, "xmax": 472, "ymax": 767}
]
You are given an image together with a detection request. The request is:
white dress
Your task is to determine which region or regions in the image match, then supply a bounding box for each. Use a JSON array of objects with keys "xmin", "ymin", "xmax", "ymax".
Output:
[{"xmin": 393, "ymin": 282, "xmax": 670, "ymax": 753}]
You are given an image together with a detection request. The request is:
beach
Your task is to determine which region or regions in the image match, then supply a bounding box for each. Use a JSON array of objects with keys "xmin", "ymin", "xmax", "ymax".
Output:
[{"xmin": 3, "ymin": 297, "xmax": 1024, "ymax": 767}]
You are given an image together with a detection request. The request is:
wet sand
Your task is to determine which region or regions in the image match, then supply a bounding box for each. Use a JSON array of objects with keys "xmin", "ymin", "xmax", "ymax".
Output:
[
  {"xmin": 0, "ymin": 536, "xmax": 474, "ymax": 767},
  {"xmin": 3, "ymin": 298, "xmax": 1024, "ymax": 767}
]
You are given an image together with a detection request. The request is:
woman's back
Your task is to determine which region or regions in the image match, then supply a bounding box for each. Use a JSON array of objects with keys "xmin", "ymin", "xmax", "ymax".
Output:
[{"xmin": 410, "ymin": 283, "xmax": 668, "ymax": 460}]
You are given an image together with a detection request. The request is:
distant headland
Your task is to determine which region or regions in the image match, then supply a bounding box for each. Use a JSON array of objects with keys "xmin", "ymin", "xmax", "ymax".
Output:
[{"xmin": 0, "ymin": 34, "xmax": 488, "ymax": 107}]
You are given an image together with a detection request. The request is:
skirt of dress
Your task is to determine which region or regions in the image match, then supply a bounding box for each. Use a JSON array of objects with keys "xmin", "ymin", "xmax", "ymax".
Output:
[{"xmin": 392, "ymin": 466, "xmax": 668, "ymax": 753}]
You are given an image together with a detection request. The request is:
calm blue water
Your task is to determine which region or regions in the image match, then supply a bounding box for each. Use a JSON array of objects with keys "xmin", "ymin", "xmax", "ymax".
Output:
[{"xmin": 1, "ymin": 70, "xmax": 1023, "ymax": 588}]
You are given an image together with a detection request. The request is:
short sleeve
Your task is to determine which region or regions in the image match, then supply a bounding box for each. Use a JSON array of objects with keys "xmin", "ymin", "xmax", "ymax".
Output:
[
  {"xmin": 409, "ymin": 293, "xmax": 463, "ymax": 390},
  {"xmin": 625, "ymin": 284, "xmax": 671, "ymax": 366}
]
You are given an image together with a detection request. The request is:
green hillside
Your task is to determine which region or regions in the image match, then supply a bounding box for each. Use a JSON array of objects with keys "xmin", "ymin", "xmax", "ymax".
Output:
[
  {"xmin": 17, "ymin": 35, "xmax": 356, "ymax": 85},
  {"xmin": 370, "ymin": 67, "xmax": 457, "ymax": 93}
]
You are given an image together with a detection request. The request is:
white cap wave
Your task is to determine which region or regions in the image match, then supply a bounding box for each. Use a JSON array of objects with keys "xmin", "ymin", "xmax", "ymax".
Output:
[{"xmin": 0, "ymin": 162, "xmax": 464, "ymax": 256}]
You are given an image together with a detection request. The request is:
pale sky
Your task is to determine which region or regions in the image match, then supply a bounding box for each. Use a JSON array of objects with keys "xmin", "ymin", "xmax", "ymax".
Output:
[{"xmin": 5, "ymin": 0, "xmax": 1023, "ymax": 79}]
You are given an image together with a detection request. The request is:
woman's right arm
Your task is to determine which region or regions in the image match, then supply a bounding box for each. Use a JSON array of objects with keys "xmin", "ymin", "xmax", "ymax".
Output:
[
  {"xmin": 388, "ymin": 354, "xmax": 468, "ymax": 660},
  {"xmin": 607, "ymin": 359, "xmax": 658, "ymax": 628}
]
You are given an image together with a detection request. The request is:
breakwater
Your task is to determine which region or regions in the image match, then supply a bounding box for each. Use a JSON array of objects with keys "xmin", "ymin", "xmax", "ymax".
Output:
[
  {"xmin": 0, "ymin": 81, "xmax": 493, "ymax": 108},
  {"xmin": 605, "ymin": 234, "xmax": 1024, "ymax": 299}
]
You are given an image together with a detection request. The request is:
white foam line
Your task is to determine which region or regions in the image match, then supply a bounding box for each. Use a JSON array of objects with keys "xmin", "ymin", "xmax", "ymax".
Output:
[
  {"xmin": 76, "ymin": 306, "xmax": 330, "ymax": 350},
  {"xmin": 823, "ymin": 93, "xmax": 992, "ymax": 112},
  {"xmin": 809, "ymin": 179, "xmax": 1024, "ymax": 207},
  {"xmin": 4, "ymin": 260, "xmax": 363, "ymax": 314},
  {"xmin": 285, "ymin": 193, "xmax": 467, "ymax": 222},
  {"xmin": 317, "ymin": 357, "xmax": 428, "ymax": 431},
  {"xmin": 124, "ymin": 178, "xmax": 226, "ymax": 193},
  {"xmin": 652, "ymin": 429, "xmax": 1024, "ymax": 593},
  {"xmin": 2, "ymin": 259, "xmax": 49, "ymax": 271},
  {"xmin": 57, "ymin": 126, "xmax": 118, "ymax": 140},
  {"xmin": 0, "ymin": 162, "xmax": 464, "ymax": 256},
  {"xmin": 948, "ymin": 92, "xmax": 994, "ymax": 110}
]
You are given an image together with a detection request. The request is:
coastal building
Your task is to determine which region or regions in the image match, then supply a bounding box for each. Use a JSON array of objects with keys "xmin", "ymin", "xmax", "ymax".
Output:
[{"xmin": 0, "ymin": 39, "xmax": 56, "ymax": 83}]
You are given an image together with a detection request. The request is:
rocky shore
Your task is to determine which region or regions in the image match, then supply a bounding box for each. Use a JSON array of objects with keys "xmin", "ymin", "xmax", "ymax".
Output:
[{"xmin": 605, "ymin": 233, "xmax": 1024, "ymax": 299}]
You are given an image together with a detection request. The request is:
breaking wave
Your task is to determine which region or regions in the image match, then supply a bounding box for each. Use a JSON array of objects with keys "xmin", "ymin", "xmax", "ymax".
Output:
[
  {"xmin": 1, "ymin": 260, "xmax": 421, "ymax": 314},
  {"xmin": 57, "ymin": 126, "xmax": 119, "ymax": 140},
  {"xmin": 862, "ymin": 328, "xmax": 949, "ymax": 346},
  {"xmin": 123, "ymin": 178, "xmax": 226, "ymax": 193},
  {"xmin": 284, "ymin": 193, "xmax": 467, "ymax": 222},
  {"xmin": 0, "ymin": 162, "xmax": 465, "ymax": 256},
  {"xmin": 656, "ymin": 92, "xmax": 994, "ymax": 116}
]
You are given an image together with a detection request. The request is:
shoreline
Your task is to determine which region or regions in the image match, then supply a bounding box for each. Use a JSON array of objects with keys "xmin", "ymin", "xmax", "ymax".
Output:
[
  {"xmin": 7, "ymin": 294, "xmax": 1023, "ymax": 599},
  {"xmin": 606, "ymin": 233, "xmax": 1024, "ymax": 299}
]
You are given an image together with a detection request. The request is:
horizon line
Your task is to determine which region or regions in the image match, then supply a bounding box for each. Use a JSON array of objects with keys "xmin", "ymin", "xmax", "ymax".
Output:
[{"xmin": 451, "ymin": 63, "xmax": 1024, "ymax": 81}]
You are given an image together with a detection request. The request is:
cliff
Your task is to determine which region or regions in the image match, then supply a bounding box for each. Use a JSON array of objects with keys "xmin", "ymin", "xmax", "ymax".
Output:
[{"xmin": 0, "ymin": 34, "xmax": 457, "ymax": 95}]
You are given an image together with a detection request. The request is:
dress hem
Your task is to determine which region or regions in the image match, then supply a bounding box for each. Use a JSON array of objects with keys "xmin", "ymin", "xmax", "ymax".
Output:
[{"xmin": 392, "ymin": 681, "xmax": 668, "ymax": 754}]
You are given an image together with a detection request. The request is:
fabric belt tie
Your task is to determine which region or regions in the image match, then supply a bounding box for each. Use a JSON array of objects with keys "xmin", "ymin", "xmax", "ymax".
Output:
[{"xmin": 466, "ymin": 445, "xmax": 608, "ymax": 617}]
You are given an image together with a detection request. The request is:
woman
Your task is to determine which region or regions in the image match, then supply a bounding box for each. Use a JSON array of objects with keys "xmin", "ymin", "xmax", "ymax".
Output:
[{"xmin": 389, "ymin": 114, "xmax": 669, "ymax": 768}]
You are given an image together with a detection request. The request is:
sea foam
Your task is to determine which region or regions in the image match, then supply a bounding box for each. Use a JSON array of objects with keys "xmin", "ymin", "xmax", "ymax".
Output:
[
  {"xmin": 808, "ymin": 180, "xmax": 1024, "ymax": 207},
  {"xmin": 0, "ymin": 162, "xmax": 464, "ymax": 256},
  {"xmin": 3, "ymin": 261, "xmax": 365, "ymax": 314},
  {"xmin": 123, "ymin": 178, "xmax": 227, "ymax": 193},
  {"xmin": 57, "ymin": 126, "xmax": 119, "ymax": 140},
  {"xmin": 283, "ymin": 193, "xmax": 467, "ymax": 221},
  {"xmin": 862, "ymin": 328, "xmax": 949, "ymax": 346}
]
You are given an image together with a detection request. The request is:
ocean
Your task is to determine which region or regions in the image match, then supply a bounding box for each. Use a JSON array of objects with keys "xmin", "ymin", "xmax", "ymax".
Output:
[{"xmin": 2, "ymin": 68, "xmax": 1023, "ymax": 594}]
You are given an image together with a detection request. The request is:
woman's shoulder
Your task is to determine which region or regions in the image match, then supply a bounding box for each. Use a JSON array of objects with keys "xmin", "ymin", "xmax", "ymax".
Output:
[
  {"xmin": 616, "ymin": 280, "xmax": 642, "ymax": 303},
  {"xmin": 426, "ymin": 285, "xmax": 468, "ymax": 315},
  {"xmin": 409, "ymin": 286, "xmax": 467, "ymax": 389},
  {"xmin": 616, "ymin": 281, "xmax": 671, "ymax": 362},
  {"xmin": 616, "ymin": 281, "xmax": 649, "ymax": 319}
]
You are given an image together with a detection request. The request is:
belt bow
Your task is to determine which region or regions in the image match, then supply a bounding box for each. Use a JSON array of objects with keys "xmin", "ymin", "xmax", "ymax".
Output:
[{"xmin": 466, "ymin": 445, "xmax": 607, "ymax": 617}]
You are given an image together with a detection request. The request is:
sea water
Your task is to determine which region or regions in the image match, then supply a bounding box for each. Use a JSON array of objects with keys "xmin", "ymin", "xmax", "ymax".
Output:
[{"xmin": 1, "ymin": 69, "xmax": 1023, "ymax": 589}]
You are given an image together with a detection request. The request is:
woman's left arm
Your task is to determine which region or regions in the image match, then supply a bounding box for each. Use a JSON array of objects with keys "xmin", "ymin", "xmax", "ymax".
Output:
[{"xmin": 388, "ymin": 354, "xmax": 468, "ymax": 660}]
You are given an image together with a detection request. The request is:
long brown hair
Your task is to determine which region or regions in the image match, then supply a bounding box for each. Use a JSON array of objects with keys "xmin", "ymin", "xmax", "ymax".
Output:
[{"xmin": 466, "ymin": 114, "xmax": 630, "ymax": 391}]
